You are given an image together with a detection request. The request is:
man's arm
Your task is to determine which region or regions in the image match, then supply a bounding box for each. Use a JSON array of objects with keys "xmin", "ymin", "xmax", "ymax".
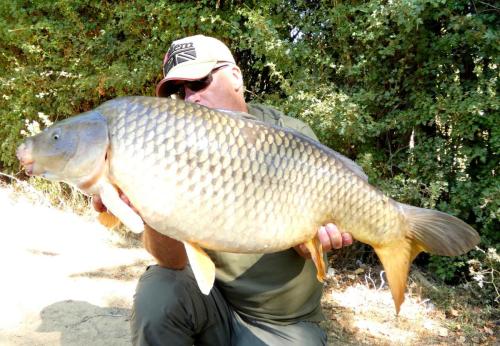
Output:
[{"xmin": 142, "ymin": 225, "xmax": 187, "ymax": 269}]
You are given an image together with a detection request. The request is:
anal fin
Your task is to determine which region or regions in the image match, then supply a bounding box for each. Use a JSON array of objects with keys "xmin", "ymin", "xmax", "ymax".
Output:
[
  {"xmin": 183, "ymin": 241, "xmax": 216, "ymax": 295},
  {"xmin": 304, "ymin": 237, "xmax": 326, "ymax": 282}
]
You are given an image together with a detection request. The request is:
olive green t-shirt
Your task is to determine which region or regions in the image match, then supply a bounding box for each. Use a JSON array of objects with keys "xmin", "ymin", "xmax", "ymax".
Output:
[{"xmin": 205, "ymin": 103, "xmax": 325, "ymax": 325}]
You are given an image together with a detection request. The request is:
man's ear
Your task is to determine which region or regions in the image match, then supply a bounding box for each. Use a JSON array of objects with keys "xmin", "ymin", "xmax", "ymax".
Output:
[{"xmin": 229, "ymin": 65, "xmax": 244, "ymax": 92}]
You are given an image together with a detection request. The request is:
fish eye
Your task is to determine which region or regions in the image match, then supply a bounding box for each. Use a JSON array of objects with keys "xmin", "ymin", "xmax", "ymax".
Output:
[{"xmin": 52, "ymin": 133, "xmax": 59, "ymax": 140}]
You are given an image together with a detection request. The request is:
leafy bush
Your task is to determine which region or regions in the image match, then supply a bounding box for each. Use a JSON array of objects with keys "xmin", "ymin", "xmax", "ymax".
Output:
[{"xmin": 1, "ymin": 0, "xmax": 498, "ymax": 286}]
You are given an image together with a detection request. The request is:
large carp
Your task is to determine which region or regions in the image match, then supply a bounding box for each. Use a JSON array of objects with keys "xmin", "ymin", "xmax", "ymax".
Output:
[{"xmin": 16, "ymin": 96, "xmax": 479, "ymax": 313}]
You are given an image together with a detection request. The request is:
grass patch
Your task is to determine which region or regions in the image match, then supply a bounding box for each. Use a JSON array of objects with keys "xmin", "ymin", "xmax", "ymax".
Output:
[{"xmin": 323, "ymin": 251, "xmax": 499, "ymax": 345}]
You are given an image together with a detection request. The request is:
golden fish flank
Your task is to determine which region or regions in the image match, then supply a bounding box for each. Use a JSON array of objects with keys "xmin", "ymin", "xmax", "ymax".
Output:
[{"xmin": 16, "ymin": 96, "xmax": 479, "ymax": 312}]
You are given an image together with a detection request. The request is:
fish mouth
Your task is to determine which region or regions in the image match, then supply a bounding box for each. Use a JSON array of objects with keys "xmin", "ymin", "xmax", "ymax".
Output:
[
  {"xmin": 17, "ymin": 157, "xmax": 35, "ymax": 175},
  {"xmin": 16, "ymin": 142, "xmax": 35, "ymax": 175},
  {"xmin": 22, "ymin": 162, "xmax": 34, "ymax": 176}
]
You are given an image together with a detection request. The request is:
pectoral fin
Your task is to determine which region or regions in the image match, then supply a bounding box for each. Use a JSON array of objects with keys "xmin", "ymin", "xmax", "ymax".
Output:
[
  {"xmin": 183, "ymin": 241, "xmax": 215, "ymax": 295},
  {"xmin": 304, "ymin": 237, "xmax": 326, "ymax": 282},
  {"xmin": 99, "ymin": 182, "xmax": 144, "ymax": 233}
]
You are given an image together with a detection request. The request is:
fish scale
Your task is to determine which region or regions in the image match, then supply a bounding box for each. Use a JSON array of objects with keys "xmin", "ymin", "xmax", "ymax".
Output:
[
  {"xmin": 101, "ymin": 96, "xmax": 380, "ymax": 251},
  {"xmin": 17, "ymin": 96, "xmax": 479, "ymax": 313}
]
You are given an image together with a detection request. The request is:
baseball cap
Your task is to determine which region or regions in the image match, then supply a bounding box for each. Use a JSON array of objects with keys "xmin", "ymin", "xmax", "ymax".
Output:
[{"xmin": 156, "ymin": 35, "xmax": 236, "ymax": 97}]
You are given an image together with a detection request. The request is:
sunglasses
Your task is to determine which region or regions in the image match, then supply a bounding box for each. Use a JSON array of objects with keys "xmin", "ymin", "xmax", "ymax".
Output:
[{"xmin": 173, "ymin": 65, "xmax": 229, "ymax": 99}]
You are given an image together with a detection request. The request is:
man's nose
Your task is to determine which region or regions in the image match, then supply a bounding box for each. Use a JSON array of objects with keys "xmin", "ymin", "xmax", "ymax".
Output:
[{"xmin": 184, "ymin": 87, "xmax": 201, "ymax": 103}]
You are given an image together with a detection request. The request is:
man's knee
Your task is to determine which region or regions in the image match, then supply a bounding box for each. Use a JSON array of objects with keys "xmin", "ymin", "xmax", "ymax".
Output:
[
  {"xmin": 130, "ymin": 265, "xmax": 233, "ymax": 346},
  {"xmin": 133, "ymin": 265, "xmax": 196, "ymax": 318},
  {"xmin": 130, "ymin": 266, "xmax": 201, "ymax": 345}
]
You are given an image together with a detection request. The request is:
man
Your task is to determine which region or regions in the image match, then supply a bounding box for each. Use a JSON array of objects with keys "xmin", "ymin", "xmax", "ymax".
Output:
[{"xmin": 99, "ymin": 35, "xmax": 353, "ymax": 345}]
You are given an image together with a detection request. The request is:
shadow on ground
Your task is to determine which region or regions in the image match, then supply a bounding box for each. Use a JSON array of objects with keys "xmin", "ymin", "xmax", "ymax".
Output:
[{"xmin": 37, "ymin": 300, "xmax": 131, "ymax": 346}]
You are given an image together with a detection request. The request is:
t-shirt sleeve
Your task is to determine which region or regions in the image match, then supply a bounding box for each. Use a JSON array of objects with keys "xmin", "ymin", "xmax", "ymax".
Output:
[{"xmin": 247, "ymin": 103, "xmax": 318, "ymax": 141}]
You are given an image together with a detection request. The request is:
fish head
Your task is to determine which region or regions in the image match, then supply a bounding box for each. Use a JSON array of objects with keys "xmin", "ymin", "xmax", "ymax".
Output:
[{"xmin": 17, "ymin": 111, "xmax": 109, "ymax": 185}]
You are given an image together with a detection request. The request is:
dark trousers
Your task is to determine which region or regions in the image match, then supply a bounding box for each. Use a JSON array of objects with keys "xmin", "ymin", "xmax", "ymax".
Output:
[{"xmin": 130, "ymin": 265, "xmax": 327, "ymax": 346}]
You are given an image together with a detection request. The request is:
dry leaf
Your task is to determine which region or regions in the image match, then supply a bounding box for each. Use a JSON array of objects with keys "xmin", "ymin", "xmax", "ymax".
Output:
[
  {"xmin": 484, "ymin": 326, "xmax": 494, "ymax": 335},
  {"xmin": 438, "ymin": 327, "xmax": 448, "ymax": 337}
]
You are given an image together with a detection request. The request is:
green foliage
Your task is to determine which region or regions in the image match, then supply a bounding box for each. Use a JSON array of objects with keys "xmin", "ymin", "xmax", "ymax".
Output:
[{"xmin": 1, "ymin": 0, "xmax": 498, "ymax": 284}]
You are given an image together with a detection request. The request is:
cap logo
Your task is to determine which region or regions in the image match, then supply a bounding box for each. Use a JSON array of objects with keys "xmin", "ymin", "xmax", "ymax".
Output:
[{"xmin": 163, "ymin": 42, "xmax": 196, "ymax": 76}]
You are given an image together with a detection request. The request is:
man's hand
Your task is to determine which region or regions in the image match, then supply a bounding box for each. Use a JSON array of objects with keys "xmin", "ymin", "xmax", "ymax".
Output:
[
  {"xmin": 294, "ymin": 223, "xmax": 353, "ymax": 258},
  {"xmin": 92, "ymin": 194, "xmax": 107, "ymax": 213},
  {"xmin": 92, "ymin": 193, "xmax": 138, "ymax": 213}
]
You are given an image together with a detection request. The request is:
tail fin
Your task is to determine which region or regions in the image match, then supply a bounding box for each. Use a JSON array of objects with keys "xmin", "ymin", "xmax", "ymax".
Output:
[
  {"xmin": 374, "ymin": 203, "xmax": 479, "ymax": 314},
  {"xmin": 401, "ymin": 204, "xmax": 480, "ymax": 256}
]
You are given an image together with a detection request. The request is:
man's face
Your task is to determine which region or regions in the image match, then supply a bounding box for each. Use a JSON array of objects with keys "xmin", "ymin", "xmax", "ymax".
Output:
[{"xmin": 180, "ymin": 66, "xmax": 245, "ymax": 112}]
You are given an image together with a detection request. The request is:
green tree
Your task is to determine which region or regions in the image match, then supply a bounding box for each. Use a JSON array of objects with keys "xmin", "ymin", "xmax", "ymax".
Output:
[{"xmin": 1, "ymin": 0, "xmax": 498, "ymax": 295}]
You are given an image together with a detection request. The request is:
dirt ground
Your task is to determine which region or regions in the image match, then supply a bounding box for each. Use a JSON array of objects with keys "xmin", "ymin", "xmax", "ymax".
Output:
[
  {"xmin": 0, "ymin": 183, "xmax": 153, "ymax": 345},
  {"xmin": 0, "ymin": 182, "xmax": 497, "ymax": 345}
]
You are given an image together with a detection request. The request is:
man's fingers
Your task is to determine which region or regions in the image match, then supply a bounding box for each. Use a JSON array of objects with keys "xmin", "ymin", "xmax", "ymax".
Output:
[
  {"xmin": 318, "ymin": 226, "xmax": 330, "ymax": 250},
  {"xmin": 118, "ymin": 191, "xmax": 139, "ymax": 213},
  {"xmin": 92, "ymin": 195, "xmax": 107, "ymax": 213},
  {"xmin": 341, "ymin": 232, "xmax": 353, "ymax": 246},
  {"xmin": 295, "ymin": 223, "xmax": 354, "ymax": 259},
  {"xmin": 294, "ymin": 243, "xmax": 311, "ymax": 258},
  {"xmin": 119, "ymin": 192, "xmax": 131, "ymax": 205},
  {"xmin": 325, "ymin": 223, "xmax": 343, "ymax": 249}
]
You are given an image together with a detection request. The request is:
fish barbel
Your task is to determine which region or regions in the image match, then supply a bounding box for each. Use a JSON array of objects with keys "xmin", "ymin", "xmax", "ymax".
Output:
[{"xmin": 16, "ymin": 96, "xmax": 479, "ymax": 313}]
